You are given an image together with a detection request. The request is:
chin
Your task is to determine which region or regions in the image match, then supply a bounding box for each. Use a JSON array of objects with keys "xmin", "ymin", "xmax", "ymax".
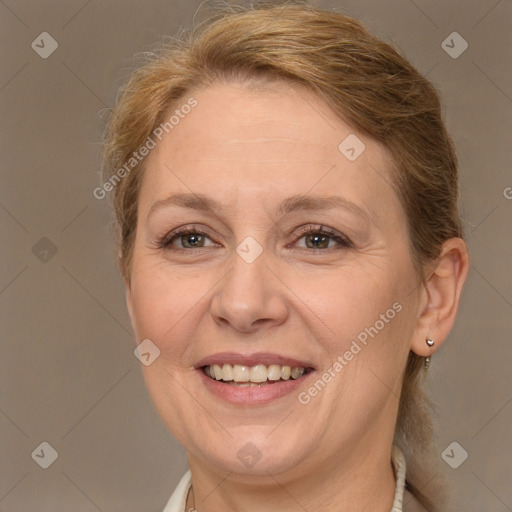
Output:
[{"xmin": 194, "ymin": 428, "xmax": 311, "ymax": 476}]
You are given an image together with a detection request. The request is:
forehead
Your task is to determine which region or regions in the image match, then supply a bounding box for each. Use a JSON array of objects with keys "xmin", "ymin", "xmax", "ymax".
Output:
[
  {"xmin": 160, "ymin": 81, "xmax": 366, "ymax": 164},
  {"xmin": 139, "ymin": 81, "xmax": 400, "ymax": 221}
]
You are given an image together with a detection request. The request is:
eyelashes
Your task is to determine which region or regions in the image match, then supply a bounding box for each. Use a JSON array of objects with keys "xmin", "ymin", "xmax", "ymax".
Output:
[
  {"xmin": 158, "ymin": 226, "xmax": 217, "ymax": 250},
  {"xmin": 157, "ymin": 224, "xmax": 354, "ymax": 252},
  {"xmin": 292, "ymin": 224, "xmax": 353, "ymax": 250}
]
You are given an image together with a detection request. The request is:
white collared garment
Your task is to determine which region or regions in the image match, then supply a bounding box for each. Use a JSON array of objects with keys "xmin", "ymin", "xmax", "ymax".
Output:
[{"xmin": 162, "ymin": 445, "xmax": 410, "ymax": 512}]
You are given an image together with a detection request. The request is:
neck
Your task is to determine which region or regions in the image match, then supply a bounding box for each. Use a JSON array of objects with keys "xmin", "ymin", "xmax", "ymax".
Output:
[{"xmin": 186, "ymin": 439, "xmax": 397, "ymax": 512}]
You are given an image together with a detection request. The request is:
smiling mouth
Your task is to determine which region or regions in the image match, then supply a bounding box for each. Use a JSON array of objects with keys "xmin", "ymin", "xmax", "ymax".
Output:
[{"xmin": 203, "ymin": 363, "xmax": 313, "ymax": 386}]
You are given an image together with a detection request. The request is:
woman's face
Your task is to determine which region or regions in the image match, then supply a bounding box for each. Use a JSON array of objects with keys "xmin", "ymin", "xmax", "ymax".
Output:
[{"xmin": 126, "ymin": 81, "xmax": 424, "ymax": 477}]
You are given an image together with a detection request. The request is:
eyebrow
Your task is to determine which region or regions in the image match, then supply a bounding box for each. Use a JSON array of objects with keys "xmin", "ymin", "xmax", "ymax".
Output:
[
  {"xmin": 278, "ymin": 194, "xmax": 375, "ymax": 225},
  {"xmin": 147, "ymin": 192, "xmax": 375, "ymax": 225}
]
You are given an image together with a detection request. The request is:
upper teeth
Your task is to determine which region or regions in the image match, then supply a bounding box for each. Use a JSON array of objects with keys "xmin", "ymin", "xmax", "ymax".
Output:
[{"xmin": 205, "ymin": 364, "xmax": 306, "ymax": 382}]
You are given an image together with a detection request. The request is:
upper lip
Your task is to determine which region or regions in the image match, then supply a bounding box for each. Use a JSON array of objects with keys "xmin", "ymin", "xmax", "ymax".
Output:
[{"xmin": 195, "ymin": 352, "xmax": 316, "ymax": 370}]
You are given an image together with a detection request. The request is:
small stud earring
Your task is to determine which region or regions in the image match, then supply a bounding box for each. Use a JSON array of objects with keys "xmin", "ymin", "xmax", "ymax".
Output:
[{"xmin": 424, "ymin": 337, "xmax": 434, "ymax": 369}]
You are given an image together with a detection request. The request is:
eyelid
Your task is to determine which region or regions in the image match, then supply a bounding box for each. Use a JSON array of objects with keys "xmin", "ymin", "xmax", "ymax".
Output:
[
  {"xmin": 157, "ymin": 224, "xmax": 218, "ymax": 249},
  {"xmin": 291, "ymin": 224, "xmax": 354, "ymax": 249}
]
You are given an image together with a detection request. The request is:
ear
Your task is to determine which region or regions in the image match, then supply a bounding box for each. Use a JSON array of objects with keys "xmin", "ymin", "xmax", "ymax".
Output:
[{"xmin": 411, "ymin": 237, "xmax": 469, "ymax": 357}]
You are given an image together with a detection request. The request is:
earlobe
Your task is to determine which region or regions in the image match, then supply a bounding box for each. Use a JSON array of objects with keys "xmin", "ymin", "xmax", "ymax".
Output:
[{"xmin": 411, "ymin": 237, "xmax": 469, "ymax": 357}]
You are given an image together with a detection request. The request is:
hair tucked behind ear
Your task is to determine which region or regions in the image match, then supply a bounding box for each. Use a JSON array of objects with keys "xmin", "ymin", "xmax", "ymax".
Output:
[{"xmin": 102, "ymin": 2, "xmax": 463, "ymax": 508}]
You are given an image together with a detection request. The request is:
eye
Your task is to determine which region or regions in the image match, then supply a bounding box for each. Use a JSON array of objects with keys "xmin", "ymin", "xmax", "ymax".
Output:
[
  {"xmin": 158, "ymin": 226, "xmax": 218, "ymax": 250},
  {"xmin": 293, "ymin": 225, "xmax": 353, "ymax": 250},
  {"xmin": 157, "ymin": 224, "xmax": 353, "ymax": 252}
]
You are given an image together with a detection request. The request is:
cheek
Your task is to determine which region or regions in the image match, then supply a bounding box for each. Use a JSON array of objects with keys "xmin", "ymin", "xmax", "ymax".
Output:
[
  {"xmin": 297, "ymin": 271, "xmax": 413, "ymax": 425},
  {"xmin": 291, "ymin": 266, "xmax": 401, "ymax": 339},
  {"xmin": 130, "ymin": 266, "xmax": 191, "ymax": 343},
  {"xmin": 129, "ymin": 260, "xmax": 220, "ymax": 368},
  {"xmin": 289, "ymin": 259, "xmax": 415, "ymax": 399}
]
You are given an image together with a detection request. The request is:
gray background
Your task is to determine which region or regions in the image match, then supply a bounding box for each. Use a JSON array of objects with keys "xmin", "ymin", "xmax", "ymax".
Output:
[{"xmin": 1, "ymin": 0, "xmax": 511, "ymax": 510}]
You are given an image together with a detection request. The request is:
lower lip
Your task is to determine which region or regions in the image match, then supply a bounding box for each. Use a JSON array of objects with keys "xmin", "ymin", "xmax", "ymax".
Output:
[{"xmin": 198, "ymin": 369, "xmax": 313, "ymax": 405}]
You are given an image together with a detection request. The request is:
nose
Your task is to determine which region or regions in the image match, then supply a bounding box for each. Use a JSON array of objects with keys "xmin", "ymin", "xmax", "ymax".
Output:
[{"xmin": 209, "ymin": 248, "xmax": 288, "ymax": 334}]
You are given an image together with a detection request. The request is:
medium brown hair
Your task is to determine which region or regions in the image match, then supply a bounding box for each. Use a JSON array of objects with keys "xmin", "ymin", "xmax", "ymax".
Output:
[{"xmin": 102, "ymin": 2, "xmax": 463, "ymax": 508}]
